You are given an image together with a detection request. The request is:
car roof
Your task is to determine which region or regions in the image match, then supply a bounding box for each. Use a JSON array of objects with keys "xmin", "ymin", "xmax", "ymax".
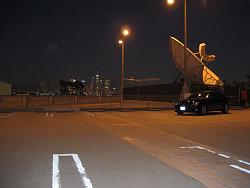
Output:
[{"xmin": 198, "ymin": 91, "xmax": 219, "ymax": 93}]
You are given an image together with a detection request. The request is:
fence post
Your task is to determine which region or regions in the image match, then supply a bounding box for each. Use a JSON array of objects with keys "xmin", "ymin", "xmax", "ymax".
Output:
[
  {"xmin": 0, "ymin": 96, "xmax": 3, "ymax": 108},
  {"xmin": 109, "ymin": 96, "xmax": 112, "ymax": 109},
  {"xmin": 74, "ymin": 95, "xmax": 78, "ymax": 105},
  {"xmin": 22, "ymin": 96, "xmax": 27, "ymax": 108},
  {"xmin": 49, "ymin": 96, "xmax": 53, "ymax": 105},
  {"xmin": 147, "ymin": 96, "xmax": 150, "ymax": 109},
  {"xmin": 239, "ymin": 86, "xmax": 241, "ymax": 106}
]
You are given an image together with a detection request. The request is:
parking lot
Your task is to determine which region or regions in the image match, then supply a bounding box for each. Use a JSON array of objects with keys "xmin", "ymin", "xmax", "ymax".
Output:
[{"xmin": 1, "ymin": 109, "xmax": 250, "ymax": 188}]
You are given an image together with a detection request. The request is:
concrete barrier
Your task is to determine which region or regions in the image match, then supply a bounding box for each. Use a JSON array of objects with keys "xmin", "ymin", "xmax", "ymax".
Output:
[
  {"xmin": 0, "ymin": 96, "xmax": 24, "ymax": 108},
  {"xmin": 0, "ymin": 95, "xmax": 120, "ymax": 108}
]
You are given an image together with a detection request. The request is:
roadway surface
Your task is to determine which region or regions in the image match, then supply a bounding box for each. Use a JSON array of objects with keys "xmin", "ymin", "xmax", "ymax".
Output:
[{"xmin": 0, "ymin": 110, "xmax": 250, "ymax": 188}]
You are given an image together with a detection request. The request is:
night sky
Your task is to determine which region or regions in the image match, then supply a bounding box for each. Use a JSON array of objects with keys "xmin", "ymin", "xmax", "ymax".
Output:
[{"xmin": 1, "ymin": 0, "xmax": 250, "ymax": 85}]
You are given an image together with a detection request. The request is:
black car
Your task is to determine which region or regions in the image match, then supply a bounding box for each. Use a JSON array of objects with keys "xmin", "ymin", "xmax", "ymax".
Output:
[{"xmin": 175, "ymin": 91, "xmax": 229, "ymax": 115}]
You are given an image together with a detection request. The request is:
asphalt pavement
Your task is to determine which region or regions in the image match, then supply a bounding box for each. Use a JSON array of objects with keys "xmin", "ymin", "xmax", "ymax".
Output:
[{"xmin": 0, "ymin": 110, "xmax": 250, "ymax": 188}]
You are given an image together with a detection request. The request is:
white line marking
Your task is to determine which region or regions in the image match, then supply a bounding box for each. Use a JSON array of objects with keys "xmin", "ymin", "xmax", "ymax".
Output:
[
  {"xmin": 230, "ymin": 165, "xmax": 250, "ymax": 174},
  {"xmin": 218, "ymin": 154, "xmax": 230, "ymax": 159},
  {"xmin": 52, "ymin": 154, "xmax": 60, "ymax": 188},
  {"xmin": 111, "ymin": 123, "xmax": 129, "ymax": 126},
  {"xmin": 180, "ymin": 146, "xmax": 216, "ymax": 154},
  {"xmin": 72, "ymin": 154, "xmax": 93, "ymax": 188},
  {"xmin": 196, "ymin": 146, "xmax": 205, "ymax": 150},
  {"xmin": 86, "ymin": 112, "xmax": 95, "ymax": 117},
  {"xmin": 0, "ymin": 113, "xmax": 16, "ymax": 118},
  {"xmin": 81, "ymin": 112, "xmax": 90, "ymax": 117},
  {"xmin": 238, "ymin": 160, "xmax": 250, "ymax": 166},
  {"xmin": 52, "ymin": 154, "xmax": 94, "ymax": 188},
  {"xmin": 206, "ymin": 149, "xmax": 216, "ymax": 154},
  {"xmin": 6, "ymin": 113, "xmax": 16, "ymax": 118}
]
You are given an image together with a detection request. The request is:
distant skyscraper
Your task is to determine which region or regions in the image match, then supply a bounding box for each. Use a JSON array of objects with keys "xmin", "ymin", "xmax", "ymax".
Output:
[
  {"xmin": 104, "ymin": 80, "xmax": 111, "ymax": 96},
  {"xmin": 100, "ymin": 79, "xmax": 103, "ymax": 96},
  {"xmin": 95, "ymin": 74, "xmax": 100, "ymax": 96},
  {"xmin": 89, "ymin": 76, "xmax": 94, "ymax": 96}
]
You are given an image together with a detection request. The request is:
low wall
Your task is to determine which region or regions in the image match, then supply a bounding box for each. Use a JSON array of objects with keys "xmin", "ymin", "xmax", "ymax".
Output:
[
  {"xmin": 0, "ymin": 95, "xmax": 120, "ymax": 108},
  {"xmin": 0, "ymin": 95, "xmax": 240, "ymax": 109}
]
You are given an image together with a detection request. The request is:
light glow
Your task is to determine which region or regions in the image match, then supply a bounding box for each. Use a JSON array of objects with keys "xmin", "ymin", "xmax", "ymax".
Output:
[
  {"xmin": 123, "ymin": 29, "xmax": 129, "ymax": 36},
  {"xmin": 167, "ymin": 0, "xmax": 175, "ymax": 5},
  {"xmin": 118, "ymin": 40, "xmax": 123, "ymax": 44}
]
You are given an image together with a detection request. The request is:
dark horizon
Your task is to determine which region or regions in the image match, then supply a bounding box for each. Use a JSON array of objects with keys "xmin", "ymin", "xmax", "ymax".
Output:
[{"xmin": 1, "ymin": 0, "xmax": 250, "ymax": 85}]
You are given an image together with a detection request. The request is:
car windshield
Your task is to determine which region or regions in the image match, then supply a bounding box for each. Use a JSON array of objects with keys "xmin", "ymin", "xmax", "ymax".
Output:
[{"xmin": 188, "ymin": 92, "xmax": 209, "ymax": 99}]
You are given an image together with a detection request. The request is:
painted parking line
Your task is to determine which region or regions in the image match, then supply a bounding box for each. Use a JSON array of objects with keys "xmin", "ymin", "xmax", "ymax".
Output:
[
  {"xmin": 45, "ymin": 112, "xmax": 54, "ymax": 118},
  {"xmin": 111, "ymin": 123, "xmax": 129, "ymax": 126},
  {"xmin": 238, "ymin": 160, "xmax": 250, "ymax": 166},
  {"xmin": 218, "ymin": 154, "xmax": 230, "ymax": 159},
  {"xmin": 86, "ymin": 112, "xmax": 95, "ymax": 117},
  {"xmin": 180, "ymin": 146, "xmax": 216, "ymax": 154},
  {"xmin": 81, "ymin": 112, "xmax": 95, "ymax": 117},
  {"xmin": 0, "ymin": 113, "xmax": 16, "ymax": 118},
  {"xmin": 52, "ymin": 154, "xmax": 93, "ymax": 188},
  {"xmin": 230, "ymin": 165, "xmax": 250, "ymax": 174},
  {"xmin": 181, "ymin": 145, "xmax": 250, "ymax": 175}
]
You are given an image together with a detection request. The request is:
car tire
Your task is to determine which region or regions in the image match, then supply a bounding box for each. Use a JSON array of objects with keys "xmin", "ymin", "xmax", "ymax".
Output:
[
  {"xmin": 199, "ymin": 105, "xmax": 207, "ymax": 116},
  {"xmin": 176, "ymin": 110, "xmax": 184, "ymax": 115},
  {"xmin": 222, "ymin": 104, "xmax": 229, "ymax": 114}
]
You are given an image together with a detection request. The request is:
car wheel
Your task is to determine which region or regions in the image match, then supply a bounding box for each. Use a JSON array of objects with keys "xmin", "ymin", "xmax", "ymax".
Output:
[
  {"xmin": 222, "ymin": 104, "xmax": 229, "ymax": 114},
  {"xmin": 176, "ymin": 110, "xmax": 184, "ymax": 115},
  {"xmin": 199, "ymin": 105, "xmax": 207, "ymax": 116}
]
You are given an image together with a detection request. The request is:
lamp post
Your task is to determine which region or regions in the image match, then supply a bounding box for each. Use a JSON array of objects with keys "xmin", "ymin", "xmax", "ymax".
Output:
[
  {"xmin": 118, "ymin": 28, "xmax": 130, "ymax": 109},
  {"xmin": 167, "ymin": 0, "xmax": 189, "ymax": 98}
]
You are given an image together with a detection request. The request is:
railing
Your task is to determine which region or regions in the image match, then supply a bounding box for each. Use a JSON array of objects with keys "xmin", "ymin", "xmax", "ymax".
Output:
[
  {"xmin": 0, "ymin": 95, "xmax": 241, "ymax": 109},
  {"xmin": 0, "ymin": 95, "xmax": 177, "ymax": 109}
]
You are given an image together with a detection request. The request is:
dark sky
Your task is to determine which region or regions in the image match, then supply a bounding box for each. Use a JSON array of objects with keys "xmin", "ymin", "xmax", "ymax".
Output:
[{"xmin": 1, "ymin": 0, "xmax": 250, "ymax": 84}]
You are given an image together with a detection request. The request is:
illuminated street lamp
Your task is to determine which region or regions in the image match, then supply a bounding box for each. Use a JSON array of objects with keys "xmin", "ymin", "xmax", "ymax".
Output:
[
  {"xmin": 167, "ymin": 0, "xmax": 189, "ymax": 98},
  {"xmin": 167, "ymin": 0, "xmax": 175, "ymax": 5},
  {"xmin": 118, "ymin": 40, "xmax": 123, "ymax": 45},
  {"xmin": 118, "ymin": 27, "xmax": 130, "ymax": 109}
]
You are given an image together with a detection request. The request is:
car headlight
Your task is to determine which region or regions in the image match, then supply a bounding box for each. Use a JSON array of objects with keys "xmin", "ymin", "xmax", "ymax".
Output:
[{"xmin": 191, "ymin": 101, "xmax": 199, "ymax": 106}]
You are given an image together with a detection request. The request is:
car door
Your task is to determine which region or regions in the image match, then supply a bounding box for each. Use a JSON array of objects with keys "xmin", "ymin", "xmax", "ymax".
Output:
[
  {"xmin": 212, "ymin": 93, "xmax": 224, "ymax": 110},
  {"xmin": 206, "ymin": 93, "xmax": 216, "ymax": 111}
]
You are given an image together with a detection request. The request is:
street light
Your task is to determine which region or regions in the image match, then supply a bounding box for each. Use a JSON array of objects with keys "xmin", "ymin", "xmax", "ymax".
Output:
[
  {"xmin": 118, "ymin": 28, "xmax": 130, "ymax": 109},
  {"xmin": 166, "ymin": 0, "xmax": 189, "ymax": 99},
  {"xmin": 118, "ymin": 40, "xmax": 123, "ymax": 45},
  {"xmin": 167, "ymin": 0, "xmax": 175, "ymax": 5}
]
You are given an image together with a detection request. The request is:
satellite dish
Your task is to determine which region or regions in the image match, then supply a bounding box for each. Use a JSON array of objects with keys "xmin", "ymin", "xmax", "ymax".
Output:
[
  {"xmin": 198, "ymin": 43, "xmax": 216, "ymax": 62},
  {"xmin": 169, "ymin": 36, "xmax": 224, "ymax": 86}
]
